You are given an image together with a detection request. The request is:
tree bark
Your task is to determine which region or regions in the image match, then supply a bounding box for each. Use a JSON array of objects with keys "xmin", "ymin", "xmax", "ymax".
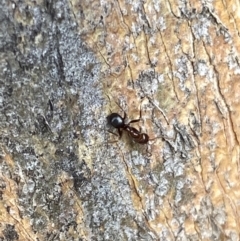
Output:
[{"xmin": 0, "ymin": 0, "xmax": 240, "ymax": 240}]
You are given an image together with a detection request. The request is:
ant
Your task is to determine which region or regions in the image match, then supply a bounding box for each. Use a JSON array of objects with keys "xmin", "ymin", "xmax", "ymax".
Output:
[{"xmin": 107, "ymin": 104, "xmax": 149, "ymax": 144}]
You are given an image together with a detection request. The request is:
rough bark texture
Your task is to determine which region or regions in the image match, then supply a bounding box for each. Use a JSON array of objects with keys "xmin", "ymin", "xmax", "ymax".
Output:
[{"xmin": 0, "ymin": 0, "xmax": 240, "ymax": 240}]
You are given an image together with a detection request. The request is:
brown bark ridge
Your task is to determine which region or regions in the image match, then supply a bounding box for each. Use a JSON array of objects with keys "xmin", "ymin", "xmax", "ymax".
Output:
[{"xmin": 0, "ymin": 0, "xmax": 240, "ymax": 240}]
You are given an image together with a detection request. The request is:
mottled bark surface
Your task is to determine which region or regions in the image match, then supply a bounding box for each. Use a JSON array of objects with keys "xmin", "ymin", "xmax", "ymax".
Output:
[{"xmin": 0, "ymin": 0, "xmax": 240, "ymax": 240}]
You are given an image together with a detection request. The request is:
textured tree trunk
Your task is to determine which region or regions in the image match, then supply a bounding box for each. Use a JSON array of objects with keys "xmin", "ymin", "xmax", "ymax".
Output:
[{"xmin": 0, "ymin": 0, "xmax": 240, "ymax": 240}]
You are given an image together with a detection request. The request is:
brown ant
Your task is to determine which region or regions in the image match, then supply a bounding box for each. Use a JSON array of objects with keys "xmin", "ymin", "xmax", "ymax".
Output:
[{"xmin": 107, "ymin": 105, "xmax": 149, "ymax": 144}]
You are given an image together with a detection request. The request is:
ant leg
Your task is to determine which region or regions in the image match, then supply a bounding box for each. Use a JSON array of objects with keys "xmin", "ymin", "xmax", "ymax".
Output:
[
  {"xmin": 107, "ymin": 128, "xmax": 123, "ymax": 143},
  {"xmin": 128, "ymin": 105, "xmax": 142, "ymax": 125},
  {"xmin": 128, "ymin": 118, "xmax": 141, "ymax": 124},
  {"xmin": 118, "ymin": 128, "xmax": 123, "ymax": 138},
  {"xmin": 108, "ymin": 130, "xmax": 118, "ymax": 137},
  {"xmin": 107, "ymin": 94, "xmax": 128, "ymax": 122},
  {"xmin": 107, "ymin": 130, "xmax": 119, "ymax": 144},
  {"xmin": 122, "ymin": 109, "xmax": 127, "ymax": 123},
  {"xmin": 114, "ymin": 100, "xmax": 127, "ymax": 122}
]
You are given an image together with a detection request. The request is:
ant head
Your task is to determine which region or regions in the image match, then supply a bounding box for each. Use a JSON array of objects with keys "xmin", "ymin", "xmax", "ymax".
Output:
[{"xmin": 107, "ymin": 113, "xmax": 125, "ymax": 128}]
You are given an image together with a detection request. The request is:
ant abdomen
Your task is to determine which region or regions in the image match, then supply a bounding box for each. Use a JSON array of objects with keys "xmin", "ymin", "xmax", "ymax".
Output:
[{"xmin": 107, "ymin": 113, "xmax": 124, "ymax": 128}]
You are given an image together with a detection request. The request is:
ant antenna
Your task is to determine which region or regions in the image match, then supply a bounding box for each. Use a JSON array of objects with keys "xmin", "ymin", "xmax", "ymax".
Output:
[{"xmin": 106, "ymin": 93, "xmax": 127, "ymax": 119}]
